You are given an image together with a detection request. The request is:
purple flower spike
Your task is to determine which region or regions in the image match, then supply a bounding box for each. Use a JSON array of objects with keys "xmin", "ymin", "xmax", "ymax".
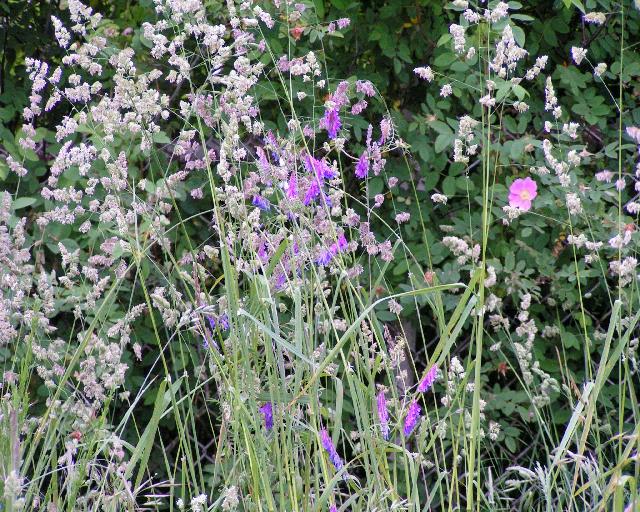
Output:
[
  {"xmin": 355, "ymin": 152, "xmax": 369, "ymax": 179},
  {"xmin": 316, "ymin": 249, "xmax": 333, "ymax": 267},
  {"xmin": 336, "ymin": 233, "xmax": 348, "ymax": 251},
  {"xmin": 417, "ymin": 365, "xmax": 438, "ymax": 393},
  {"xmin": 323, "ymin": 107, "xmax": 341, "ymax": 139},
  {"xmin": 403, "ymin": 401, "xmax": 421, "ymax": 437},
  {"xmin": 304, "ymin": 154, "xmax": 335, "ymax": 180},
  {"xmin": 287, "ymin": 171, "xmax": 298, "ymax": 199},
  {"xmin": 259, "ymin": 402, "xmax": 273, "ymax": 431},
  {"xmin": 218, "ymin": 313, "xmax": 229, "ymax": 331},
  {"xmin": 252, "ymin": 195, "xmax": 270, "ymax": 211},
  {"xmin": 303, "ymin": 179, "xmax": 321, "ymax": 205},
  {"xmin": 206, "ymin": 315, "xmax": 216, "ymax": 331},
  {"xmin": 376, "ymin": 390, "xmax": 389, "ymax": 440},
  {"xmin": 256, "ymin": 146, "xmax": 270, "ymax": 172},
  {"xmin": 319, "ymin": 428, "xmax": 343, "ymax": 470},
  {"xmin": 329, "ymin": 506, "xmax": 338, "ymax": 512}
]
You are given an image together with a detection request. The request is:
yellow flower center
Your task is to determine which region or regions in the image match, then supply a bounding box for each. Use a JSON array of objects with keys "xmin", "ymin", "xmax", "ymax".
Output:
[{"xmin": 519, "ymin": 190, "xmax": 531, "ymax": 201}]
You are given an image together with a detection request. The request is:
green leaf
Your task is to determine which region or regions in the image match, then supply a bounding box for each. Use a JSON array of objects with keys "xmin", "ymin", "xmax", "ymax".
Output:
[
  {"xmin": 126, "ymin": 378, "xmax": 169, "ymax": 490},
  {"xmin": 435, "ymin": 133, "xmax": 453, "ymax": 154},
  {"xmin": 442, "ymin": 176, "xmax": 456, "ymax": 196},
  {"xmin": 329, "ymin": 0, "xmax": 349, "ymax": 8},
  {"xmin": 12, "ymin": 197, "xmax": 36, "ymax": 210},
  {"xmin": 313, "ymin": 0, "xmax": 325, "ymax": 19}
]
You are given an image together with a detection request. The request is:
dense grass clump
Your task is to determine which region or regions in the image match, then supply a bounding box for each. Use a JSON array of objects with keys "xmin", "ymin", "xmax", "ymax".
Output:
[{"xmin": 1, "ymin": 1, "xmax": 640, "ymax": 511}]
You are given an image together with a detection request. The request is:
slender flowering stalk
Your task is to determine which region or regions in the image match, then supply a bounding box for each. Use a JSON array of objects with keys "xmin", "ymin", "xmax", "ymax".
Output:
[
  {"xmin": 259, "ymin": 402, "xmax": 273, "ymax": 431},
  {"xmin": 319, "ymin": 428, "xmax": 343, "ymax": 470},
  {"xmin": 417, "ymin": 365, "xmax": 438, "ymax": 393},
  {"xmin": 403, "ymin": 401, "xmax": 421, "ymax": 436},
  {"xmin": 376, "ymin": 390, "xmax": 389, "ymax": 440}
]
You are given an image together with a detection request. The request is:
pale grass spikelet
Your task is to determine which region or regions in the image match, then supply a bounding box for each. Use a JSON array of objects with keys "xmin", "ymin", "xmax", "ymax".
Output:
[
  {"xmin": 584, "ymin": 12, "xmax": 606, "ymax": 25},
  {"xmin": 5, "ymin": 155, "xmax": 28, "ymax": 177},
  {"xmin": 594, "ymin": 62, "xmax": 607, "ymax": 77},
  {"xmin": 566, "ymin": 193, "xmax": 583, "ymax": 215},
  {"xmin": 222, "ymin": 486, "xmax": 240, "ymax": 511},
  {"xmin": 449, "ymin": 24, "xmax": 466, "ymax": 54},
  {"xmin": 431, "ymin": 193, "xmax": 448, "ymax": 204},
  {"xmin": 414, "ymin": 66, "xmax": 434, "ymax": 81},
  {"xmin": 486, "ymin": 1, "xmax": 509, "ymax": 23},
  {"xmin": 571, "ymin": 46, "xmax": 587, "ymax": 65},
  {"xmin": 513, "ymin": 101, "xmax": 529, "ymax": 113},
  {"xmin": 544, "ymin": 77, "xmax": 562, "ymax": 119},
  {"xmin": 463, "ymin": 9, "xmax": 481, "ymax": 24},
  {"xmin": 440, "ymin": 83, "xmax": 453, "ymax": 97},
  {"xmin": 190, "ymin": 494, "xmax": 208, "ymax": 512},
  {"xmin": 609, "ymin": 257, "xmax": 638, "ymax": 287}
]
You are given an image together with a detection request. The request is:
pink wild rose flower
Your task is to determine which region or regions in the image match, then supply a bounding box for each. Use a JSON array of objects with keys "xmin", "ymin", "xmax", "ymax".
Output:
[{"xmin": 508, "ymin": 177, "xmax": 537, "ymax": 211}]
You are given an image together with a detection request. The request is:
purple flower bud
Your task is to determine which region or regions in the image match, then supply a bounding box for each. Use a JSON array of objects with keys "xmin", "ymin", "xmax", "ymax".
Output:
[
  {"xmin": 376, "ymin": 390, "xmax": 389, "ymax": 440},
  {"xmin": 316, "ymin": 249, "xmax": 333, "ymax": 266},
  {"xmin": 259, "ymin": 402, "xmax": 273, "ymax": 431},
  {"xmin": 287, "ymin": 172, "xmax": 298, "ymax": 199},
  {"xmin": 218, "ymin": 313, "xmax": 229, "ymax": 331},
  {"xmin": 274, "ymin": 272, "xmax": 287, "ymax": 290},
  {"xmin": 336, "ymin": 233, "xmax": 348, "ymax": 251},
  {"xmin": 355, "ymin": 152, "xmax": 369, "ymax": 179},
  {"xmin": 257, "ymin": 241, "xmax": 269, "ymax": 261},
  {"xmin": 417, "ymin": 365, "xmax": 437, "ymax": 393},
  {"xmin": 252, "ymin": 195, "xmax": 270, "ymax": 211},
  {"xmin": 303, "ymin": 179, "xmax": 321, "ymax": 205},
  {"xmin": 356, "ymin": 80, "xmax": 376, "ymax": 97},
  {"xmin": 323, "ymin": 107, "xmax": 341, "ymax": 139},
  {"xmin": 403, "ymin": 401, "xmax": 421, "ymax": 436},
  {"xmin": 304, "ymin": 154, "xmax": 335, "ymax": 179},
  {"xmin": 329, "ymin": 506, "xmax": 338, "ymax": 512},
  {"xmin": 319, "ymin": 428, "xmax": 343, "ymax": 470},
  {"xmin": 256, "ymin": 146, "xmax": 270, "ymax": 172}
]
